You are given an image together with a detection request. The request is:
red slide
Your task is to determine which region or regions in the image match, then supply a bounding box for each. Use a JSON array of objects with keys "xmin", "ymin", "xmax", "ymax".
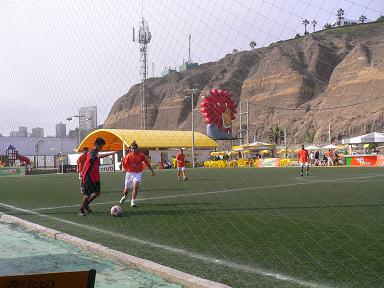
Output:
[{"xmin": 17, "ymin": 154, "xmax": 31, "ymax": 165}]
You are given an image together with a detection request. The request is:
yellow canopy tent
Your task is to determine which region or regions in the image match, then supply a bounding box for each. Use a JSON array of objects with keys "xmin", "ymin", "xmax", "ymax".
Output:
[
  {"xmin": 277, "ymin": 148, "xmax": 292, "ymax": 154},
  {"xmin": 243, "ymin": 141, "xmax": 275, "ymax": 150},
  {"xmin": 210, "ymin": 151, "xmax": 227, "ymax": 156},
  {"xmin": 231, "ymin": 145, "xmax": 248, "ymax": 151},
  {"xmin": 77, "ymin": 129, "xmax": 219, "ymax": 152}
]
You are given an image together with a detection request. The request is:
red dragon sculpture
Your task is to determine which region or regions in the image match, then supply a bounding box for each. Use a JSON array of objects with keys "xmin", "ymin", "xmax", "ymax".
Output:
[{"xmin": 199, "ymin": 89, "xmax": 237, "ymax": 140}]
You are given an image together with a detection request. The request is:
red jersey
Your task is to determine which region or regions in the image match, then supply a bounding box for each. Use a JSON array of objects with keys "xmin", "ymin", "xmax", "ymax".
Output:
[
  {"xmin": 176, "ymin": 153, "xmax": 185, "ymax": 167},
  {"xmin": 122, "ymin": 152, "xmax": 147, "ymax": 173},
  {"xmin": 298, "ymin": 149, "xmax": 309, "ymax": 163},
  {"xmin": 82, "ymin": 148, "xmax": 100, "ymax": 182},
  {"xmin": 76, "ymin": 153, "xmax": 87, "ymax": 175}
]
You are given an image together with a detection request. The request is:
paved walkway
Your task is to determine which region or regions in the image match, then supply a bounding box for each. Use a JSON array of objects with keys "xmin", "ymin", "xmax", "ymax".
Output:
[{"xmin": 0, "ymin": 222, "xmax": 181, "ymax": 288}]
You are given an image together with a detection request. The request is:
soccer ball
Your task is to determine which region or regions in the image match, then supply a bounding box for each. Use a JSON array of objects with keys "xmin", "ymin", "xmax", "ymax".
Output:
[{"xmin": 110, "ymin": 205, "xmax": 123, "ymax": 217}]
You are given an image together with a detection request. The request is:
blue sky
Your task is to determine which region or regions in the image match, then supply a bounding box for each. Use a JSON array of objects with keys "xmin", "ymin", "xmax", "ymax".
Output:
[{"xmin": 1, "ymin": 0, "xmax": 383, "ymax": 136}]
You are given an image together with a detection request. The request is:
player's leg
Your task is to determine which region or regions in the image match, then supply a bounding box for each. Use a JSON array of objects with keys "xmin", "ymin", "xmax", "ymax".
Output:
[
  {"xmin": 85, "ymin": 182, "xmax": 100, "ymax": 212},
  {"xmin": 79, "ymin": 179, "xmax": 92, "ymax": 216},
  {"xmin": 120, "ymin": 173, "xmax": 132, "ymax": 204},
  {"xmin": 177, "ymin": 167, "xmax": 181, "ymax": 180},
  {"xmin": 300, "ymin": 162, "xmax": 304, "ymax": 176},
  {"xmin": 130, "ymin": 173, "xmax": 142, "ymax": 207},
  {"xmin": 182, "ymin": 167, "xmax": 188, "ymax": 180},
  {"xmin": 306, "ymin": 162, "xmax": 309, "ymax": 175}
]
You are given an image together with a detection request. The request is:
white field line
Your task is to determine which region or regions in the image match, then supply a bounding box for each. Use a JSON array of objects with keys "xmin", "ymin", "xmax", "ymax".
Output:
[
  {"xmin": 0, "ymin": 202, "xmax": 330, "ymax": 288},
  {"xmin": 31, "ymin": 174, "xmax": 384, "ymax": 212}
]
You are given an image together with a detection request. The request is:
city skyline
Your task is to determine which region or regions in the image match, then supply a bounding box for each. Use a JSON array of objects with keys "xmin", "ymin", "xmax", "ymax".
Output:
[{"xmin": 2, "ymin": 105, "xmax": 98, "ymax": 137}]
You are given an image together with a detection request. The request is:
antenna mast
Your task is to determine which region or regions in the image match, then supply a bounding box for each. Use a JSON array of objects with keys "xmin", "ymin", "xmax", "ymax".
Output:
[
  {"xmin": 133, "ymin": 17, "xmax": 152, "ymax": 130},
  {"xmin": 188, "ymin": 34, "xmax": 192, "ymax": 63}
]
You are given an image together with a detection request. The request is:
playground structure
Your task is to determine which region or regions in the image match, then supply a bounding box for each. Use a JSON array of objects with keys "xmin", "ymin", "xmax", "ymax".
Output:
[
  {"xmin": 4, "ymin": 145, "xmax": 31, "ymax": 166},
  {"xmin": 0, "ymin": 145, "xmax": 31, "ymax": 176}
]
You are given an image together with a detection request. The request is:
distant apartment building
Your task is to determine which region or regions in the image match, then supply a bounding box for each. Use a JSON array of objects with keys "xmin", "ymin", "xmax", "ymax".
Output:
[
  {"xmin": 9, "ymin": 127, "xmax": 28, "ymax": 137},
  {"xmin": 79, "ymin": 106, "xmax": 97, "ymax": 132},
  {"xmin": 55, "ymin": 123, "xmax": 66, "ymax": 138},
  {"xmin": 18, "ymin": 126, "xmax": 28, "ymax": 137},
  {"xmin": 31, "ymin": 127, "xmax": 44, "ymax": 138}
]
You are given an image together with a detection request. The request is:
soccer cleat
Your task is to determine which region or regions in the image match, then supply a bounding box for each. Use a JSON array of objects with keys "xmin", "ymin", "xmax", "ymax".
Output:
[
  {"xmin": 301, "ymin": 173, "xmax": 303, "ymax": 176},
  {"xmin": 120, "ymin": 195, "xmax": 128, "ymax": 204},
  {"xmin": 78, "ymin": 209, "xmax": 87, "ymax": 216},
  {"xmin": 177, "ymin": 178, "xmax": 180, "ymax": 181},
  {"xmin": 131, "ymin": 200, "xmax": 137, "ymax": 207},
  {"xmin": 183, "ymin": 177, "xmax": 188, "ymax": 181}
]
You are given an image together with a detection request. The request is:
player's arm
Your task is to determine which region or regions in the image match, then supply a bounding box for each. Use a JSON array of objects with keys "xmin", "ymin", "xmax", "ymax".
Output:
[
  {"xmin": 76, "ymin": 157, "xmax": 80, "ymax": 172},
  {"xmin": 99, "ymin": 151, "xmax": 116, "ymax": 158},
  {"xmin": 121, "ymin": 155, "xmax": 128, "ymax": 172},
  {"xmin": 144, "ymin": 157, "xmax": 155, "ymax": 176}
]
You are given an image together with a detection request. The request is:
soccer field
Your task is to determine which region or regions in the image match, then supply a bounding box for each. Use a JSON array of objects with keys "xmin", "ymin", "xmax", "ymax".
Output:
[{"xmin": 1, "ymin": 167, "xmax": 384, "ymax": 287}]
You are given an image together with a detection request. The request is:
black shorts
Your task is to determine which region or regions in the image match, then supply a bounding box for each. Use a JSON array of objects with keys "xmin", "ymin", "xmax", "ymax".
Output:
[{"xmin": 83, "ymin": 174, "xmax": 101, "ymax": 196}]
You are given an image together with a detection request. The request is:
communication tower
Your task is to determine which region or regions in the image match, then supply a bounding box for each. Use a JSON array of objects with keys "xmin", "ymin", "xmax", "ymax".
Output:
[{"xmin": 133, "ymin": 18, "xmax": 151, "ymax": 130}]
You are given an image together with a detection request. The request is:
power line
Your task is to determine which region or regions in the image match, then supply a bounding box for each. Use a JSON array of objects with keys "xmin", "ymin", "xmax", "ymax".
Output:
[{"xmin": 248, "ymin": 95, "xmax": 384, "ymax": 111}]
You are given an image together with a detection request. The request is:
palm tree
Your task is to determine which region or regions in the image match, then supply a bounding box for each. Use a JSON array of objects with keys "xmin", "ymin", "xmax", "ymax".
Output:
[
  {"xmin": 249, "ymin": 41, "xmax": 257, "ymax": 50},
  {"xmin": 269, "ymin": 125, "xmax": 283, "ymax": 144},
  {"xmin": 305, "ymin": 127, "xmax": 316, "ymax": 143},
  {"xmin": 336, "ymin": 8, "xmax": 345, "ymax": 26},
  {"xmin": 359, "ymin": 15, "xmax": 367, "ymax": 24},
  {"xmin": 302, "ymin": 19, "xmax": 310, "ymax": 35},
  {"xmin": 311, "ymin": 20, "xmax": 317, "ymax": 32}
]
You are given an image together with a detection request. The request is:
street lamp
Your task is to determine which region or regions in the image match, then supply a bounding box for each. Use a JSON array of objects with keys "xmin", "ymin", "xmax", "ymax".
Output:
[
  {"xmin": 67, "ymin": 115, "xmax": 93, "ymax": 145},
  {"xmin": 50, "ymin": 147, "xmax": 63, "ymax": 174},
  {"xmin": 35, "ymin": 139, "xmax": 44, "ymax": 169},
  {"xmin": 177, "ymin": 88, "xmax": 200, "ymax": 168}
]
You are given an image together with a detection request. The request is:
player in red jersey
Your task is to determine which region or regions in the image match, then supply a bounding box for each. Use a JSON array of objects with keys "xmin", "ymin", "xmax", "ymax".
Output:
[
  {"xmin": 79, "ymin": 138, "xmax": 115, "ymax": 216},
  {"xmin": 297, "ymin": 145, "xmax": 310, "ymax": 176},
  {"xmin": 176, "ymin": 149, "xmax": 188, "ymax": 181},
  {"xmin": 77, "ymin": 147, "xmax": 89, "ymax": 178},
  {"xmin": 76, "ymin": 147, "xmax": 88, "ymax": 193},
  {"xmin": 119, "ymin": 142, "xmax": 155, "ymax": 207}
]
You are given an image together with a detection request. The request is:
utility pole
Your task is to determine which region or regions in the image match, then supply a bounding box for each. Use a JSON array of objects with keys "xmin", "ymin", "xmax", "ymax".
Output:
[
  {"xmin": 239, "ymin": 101, "xmax": 249, "ymax": 145},
  {"xmin": 246, "ymin": 100, "xmax": 250, "ymax": 144},
  {"xmin": 284, "ymin": 128, "xmax": 287, "ymax": 159},
  {"xmin": 177, "ymin": 88, "xmax": 200, "ymax": 168},
  {"xmin": 328, "ymin": 124, "xmax": 331, "ymax": 143}
]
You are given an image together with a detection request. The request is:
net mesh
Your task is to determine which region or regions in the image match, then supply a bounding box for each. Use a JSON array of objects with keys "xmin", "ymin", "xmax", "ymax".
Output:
[{"xmin": 1, "ymin": 1, "xmax": 384, "ymax": 287}]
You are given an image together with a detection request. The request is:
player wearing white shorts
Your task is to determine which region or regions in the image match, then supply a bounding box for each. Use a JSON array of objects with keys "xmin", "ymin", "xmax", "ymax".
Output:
[
  {"xmin": 119, "ymin": 142, "xmax": 155, "ymax": 207},
  {"xmin": 176, "ymin": 149, "xmax": 188, "ymax": 181},
  {"xmin": 298, "ymin": 145, "xmax": 309, "ymax": 176}
]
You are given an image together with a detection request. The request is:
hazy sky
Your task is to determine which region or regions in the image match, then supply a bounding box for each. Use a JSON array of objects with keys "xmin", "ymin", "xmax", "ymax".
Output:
[{"xmin": 1, "ymin": 0, "xmax": 383, "ymax": 136}]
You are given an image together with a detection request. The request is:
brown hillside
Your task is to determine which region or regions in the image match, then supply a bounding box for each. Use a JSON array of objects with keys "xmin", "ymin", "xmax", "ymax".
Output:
[{"xmin": 104, "ymin": 22, "xmax": 384, "ymax": 144}]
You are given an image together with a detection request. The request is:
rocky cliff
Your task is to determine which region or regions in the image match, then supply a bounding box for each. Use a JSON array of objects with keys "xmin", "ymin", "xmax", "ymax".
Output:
[{"xmin": 104, "ymin": 22, "xmax": 384, "ymax": 144}]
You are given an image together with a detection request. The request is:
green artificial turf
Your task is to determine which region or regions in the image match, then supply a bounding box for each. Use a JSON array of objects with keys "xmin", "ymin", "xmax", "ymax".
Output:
[{"xmin": 1, "ymin": 167, "xmax": 384, "ymax": 287}]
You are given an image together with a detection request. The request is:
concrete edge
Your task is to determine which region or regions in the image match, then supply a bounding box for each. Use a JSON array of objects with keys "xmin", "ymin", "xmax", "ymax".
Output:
[{"xmin": 0, "ymin": 213, "xmax": 231, "ymax": 288}]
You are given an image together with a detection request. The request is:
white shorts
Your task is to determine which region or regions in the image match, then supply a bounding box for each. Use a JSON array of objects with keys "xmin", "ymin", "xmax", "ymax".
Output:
[
  {"xmin": 177, "ymin": 166, "xmax": 186, "ymax": 172},
  {"xmin": 300, "ymin": 162, "xmax": 309, "ymax": 167},
  {"xmin": 125, "ymin": 172, "xmax": 142, "ymax": 189}
]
